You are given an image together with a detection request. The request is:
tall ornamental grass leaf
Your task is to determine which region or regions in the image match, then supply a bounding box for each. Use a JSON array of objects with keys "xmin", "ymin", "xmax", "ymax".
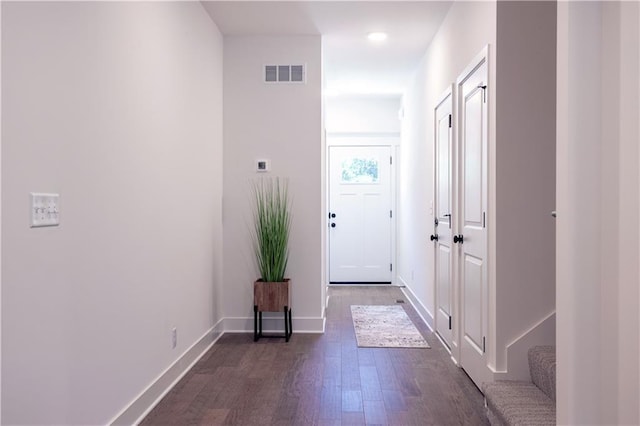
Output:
[{"xmin": 251, "ymin": 178, "xmax": 291, "ymax": 282}]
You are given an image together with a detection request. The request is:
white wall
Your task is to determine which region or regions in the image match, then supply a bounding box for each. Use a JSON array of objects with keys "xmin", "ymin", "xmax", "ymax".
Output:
[
  {"xmin": 494, "ymin": 0, "xmax": 556, "ymax": 372},
  {"xmin": 557, "ymin": 1, "xmax": 639, "ymax": 423},
  {"xmin": 399, "ymin": 0, "xmax": 496, "ymax": 330},
  {"xmin": 611, "ymin": 5, "xmax": 640, "ymax": 421},
  {"xmin": 325, "ymin": 96, "xmax": 401, "ymax": 134},
  {"xmin": 1, "ymin": 3, "xmax": 224, "ymax": 424},
  {"xmin": 223, "ymin": 36, "xmax": 323, "ymax": 332}
]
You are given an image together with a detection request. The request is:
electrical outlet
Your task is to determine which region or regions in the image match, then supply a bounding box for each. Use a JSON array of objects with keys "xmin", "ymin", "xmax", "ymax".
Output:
[{"xmin": 171, "ymin": 328, "xmax": 177, "ymax": 349}]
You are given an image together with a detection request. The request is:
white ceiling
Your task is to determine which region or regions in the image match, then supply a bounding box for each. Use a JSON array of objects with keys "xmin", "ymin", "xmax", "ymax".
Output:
[{"xmin": 201, "ymin": 1, "xmax": 452, "ymax": 97}]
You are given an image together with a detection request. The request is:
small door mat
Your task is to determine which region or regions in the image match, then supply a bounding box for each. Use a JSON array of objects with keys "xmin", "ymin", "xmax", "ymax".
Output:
[{"xmin": 350, "ymin": 305, "xmax": 430, "ymax": 348}]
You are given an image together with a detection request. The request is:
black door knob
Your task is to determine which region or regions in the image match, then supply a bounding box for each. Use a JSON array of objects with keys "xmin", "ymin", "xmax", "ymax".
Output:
[
  {"xmin": 331, "ymin": 213, "xmax": 336, "ymax": 218},
  {"xmin": 331, "ymin": 223, "xmax": 336, "ymax": 228},
  {"xmin": 453, "ymin": 235, "xmax": 464, "ymax": 244},
  {"xmin": 430, "ymin": 234, "xmax": 439, "ymax": 241}
]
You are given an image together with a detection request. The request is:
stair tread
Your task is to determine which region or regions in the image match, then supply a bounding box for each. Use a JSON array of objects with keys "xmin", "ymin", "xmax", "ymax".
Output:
[{"xmin": 484, "ymin": 381, "xmax": 555, "ymax": 426}]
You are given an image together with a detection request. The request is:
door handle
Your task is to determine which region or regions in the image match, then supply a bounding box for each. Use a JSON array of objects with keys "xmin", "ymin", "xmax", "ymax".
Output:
[
  {"xmin": 331, "ymin": 223, "xmax": 336, "ymax": 228},
  {"xmin": 453, "ymin": 234, "xmax": 464, "ymax": 244},
  {"xmin": 430, "ymin": 234, "xmax": 439, "ymax": 241}
]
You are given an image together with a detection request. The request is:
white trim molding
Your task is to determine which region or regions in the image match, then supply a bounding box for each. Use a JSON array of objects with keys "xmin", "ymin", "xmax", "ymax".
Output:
[
  {"xmin": 222, "ymin": 316, "xmax": 325, "ymax": 334},
  {"xmin": 109, "ymin": 321, "xmax": 224, "ymax": 426},
  {"xmin": 109, "ymin": 312, "xmax": 324, "ymax": 425},
  {"xmin": 396, "ymin": 277, "xmax": 434, "ymax": 331},
  {"xmin": 491, "ymin": 311, "xmax": 556, "ymax": 381}
]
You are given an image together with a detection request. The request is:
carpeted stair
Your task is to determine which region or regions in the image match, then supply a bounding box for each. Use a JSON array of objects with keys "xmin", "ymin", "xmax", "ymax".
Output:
[{"xmin": 483, "ymin": 346, "xmax": 556, "ymax": 425}]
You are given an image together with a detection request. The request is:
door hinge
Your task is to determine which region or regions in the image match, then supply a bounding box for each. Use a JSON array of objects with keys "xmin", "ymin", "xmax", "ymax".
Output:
[
  {"xmin": 390, "ymin": 156, "xmax": 393, "ymax": 165},
  {"xmin": 483, "ymin": 211, "xmax": 486, "ymax": 228},
  {"xmin": 390, "ymin": 210, "xmax": 393, "ymax": 218},
  {"xmin": 448, "ymin": 316, "xmax": 452, "ymax": 330},
  {"xmin": 483, "ymin": 336, "xmax": 486, "ymax": 353},
  {"xmin": 443, "ymin": 213, "xmax": 451, "ymax": 229},
  {"xmin": 390, "ymin": 263, "xmax": 393, "ymax": 272},
  {"xmin": 478, "ymin": 84, "xmax": 487, "ymax": 103},
  {"xmin": 448, "ymin": 114, "xmax": 452, "ymax": 128}
]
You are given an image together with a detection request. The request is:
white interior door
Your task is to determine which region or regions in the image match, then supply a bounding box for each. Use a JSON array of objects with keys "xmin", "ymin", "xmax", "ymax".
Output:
[
  {"xmin": 329, "ymin": 146, "xmax": 392, "ymax": 283},
  {"xmin": 434, "ymin": 91, "xmax": 454, "ymax": 348},
  {"xmin": 457, "ymin": 52, "xmax": 491, "ymax": 387}
]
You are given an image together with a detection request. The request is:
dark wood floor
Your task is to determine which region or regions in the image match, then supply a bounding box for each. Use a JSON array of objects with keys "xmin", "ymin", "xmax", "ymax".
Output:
[{"xmin": 141, "ymin": 286, "xmax": 488, "ymax": 425}]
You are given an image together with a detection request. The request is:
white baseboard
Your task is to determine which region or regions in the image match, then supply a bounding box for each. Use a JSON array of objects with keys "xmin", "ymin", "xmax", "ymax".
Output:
[
  {"xmin": 223, "ymin": 315, "xmax": 325, "ymax": 333},
  {"xmin": 110, "ymin": 312, "xmax": 324, "ymax": 424},
  {"xmin": 109, "ymin": 320, "xmax": 224, "ymax": 426},
  {"xmin": 325, "ymin": 288, "xmax": 331, "ymax": 310},
  {"xmin": 492, "ymin": 311, "xmax": 556, "ymax": 381},
  {"xmin": 396, "ymin": 276, "xmax": 434, "ymax": 331}
]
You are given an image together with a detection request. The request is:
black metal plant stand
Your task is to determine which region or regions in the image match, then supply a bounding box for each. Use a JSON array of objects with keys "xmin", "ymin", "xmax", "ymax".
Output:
[{"xmin": 253, "ymin": 305, "xmax": 292, "ymax": 342}]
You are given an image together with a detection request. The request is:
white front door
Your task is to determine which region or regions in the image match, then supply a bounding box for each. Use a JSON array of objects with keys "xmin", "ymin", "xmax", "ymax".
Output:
[
  {"xmin": 434, "ymin": 90, "xmax": 454, "ymax": 348},
  {"xmin": 329, "ymin": 146, "xmax": 392, "ymax": 283},
  {"xmin": 457, "ymin": 52, "xmax": 491, "ymax": 387}
]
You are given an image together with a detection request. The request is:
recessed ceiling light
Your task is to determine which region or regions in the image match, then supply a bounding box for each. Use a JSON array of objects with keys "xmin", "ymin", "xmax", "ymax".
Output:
[{"xmin": 367, "ymin": 32, "xmax": 388, "ymax": 42}]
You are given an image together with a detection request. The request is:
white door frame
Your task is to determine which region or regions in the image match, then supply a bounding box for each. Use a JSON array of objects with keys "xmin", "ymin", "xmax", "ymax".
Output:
[{"xmin": 325, "ymin": 134, "xmax": 399, "ymax": 285}]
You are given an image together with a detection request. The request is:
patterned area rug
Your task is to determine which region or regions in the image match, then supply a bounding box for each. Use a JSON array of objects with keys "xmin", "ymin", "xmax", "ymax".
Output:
[{"xmin": 351, "ymin": 305, "xmax": 430, "ymax": 348}]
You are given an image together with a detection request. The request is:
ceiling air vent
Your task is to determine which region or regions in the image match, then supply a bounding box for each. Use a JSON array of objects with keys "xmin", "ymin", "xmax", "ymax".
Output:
[{"xmin": 264, "ymin": 64, "xmax": 306, "ymax": 84}]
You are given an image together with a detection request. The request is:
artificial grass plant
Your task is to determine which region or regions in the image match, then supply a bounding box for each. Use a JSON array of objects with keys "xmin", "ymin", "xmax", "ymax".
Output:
[{"xmin": 252, "ymin": 177, "xmax": 291, "ymax": 283}]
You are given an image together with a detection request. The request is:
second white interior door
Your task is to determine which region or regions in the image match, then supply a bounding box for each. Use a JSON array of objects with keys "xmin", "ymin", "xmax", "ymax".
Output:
[{"xmin": 329, "ymin": 146, "xmax": 392, "ymax": 283}]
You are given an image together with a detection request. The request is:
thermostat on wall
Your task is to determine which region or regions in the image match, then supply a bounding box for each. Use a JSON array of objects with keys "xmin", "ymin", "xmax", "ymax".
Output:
[{"xmin": 256, "ymin": 159, "xmax": 270, "ymax": 172}]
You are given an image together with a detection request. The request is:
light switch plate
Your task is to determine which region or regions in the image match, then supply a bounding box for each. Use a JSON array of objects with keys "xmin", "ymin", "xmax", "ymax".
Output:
[{"xmin": 30, "ymin": 193, "xmax": 60, "ymax": 227}]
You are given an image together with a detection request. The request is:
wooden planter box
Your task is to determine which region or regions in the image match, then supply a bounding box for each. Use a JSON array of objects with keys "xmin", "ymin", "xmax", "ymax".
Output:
[
  {"xmin": 253, "ymin": 279, "xmax": 291, "ymax": 311},
  {"xmin": 253, "ymin": 279, "xmax": 291, "ymax": 342}
]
